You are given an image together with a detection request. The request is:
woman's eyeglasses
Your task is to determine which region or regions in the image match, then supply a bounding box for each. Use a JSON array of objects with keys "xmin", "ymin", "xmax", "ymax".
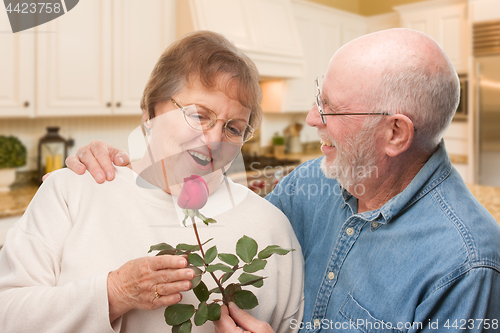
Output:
[{"xmin": 171, "ymin": 98, "xmax": 254, "ymax": 144}]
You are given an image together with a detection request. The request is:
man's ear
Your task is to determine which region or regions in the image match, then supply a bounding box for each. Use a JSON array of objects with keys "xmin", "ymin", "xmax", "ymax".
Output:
[{"xmin": 384, "ymin": 114, "xmax": 415, "ymax": 157}]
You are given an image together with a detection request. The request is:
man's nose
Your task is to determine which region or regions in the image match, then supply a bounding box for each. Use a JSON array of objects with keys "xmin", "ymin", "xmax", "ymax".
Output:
[{"xmin": 306, "ymin": 104, "xmax": 323, "ymax": 128}]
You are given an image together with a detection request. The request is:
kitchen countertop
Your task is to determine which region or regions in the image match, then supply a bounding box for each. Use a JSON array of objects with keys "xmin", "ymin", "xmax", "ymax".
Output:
[
  {"xmin": 467, "ymin": 184, "xmax": 500, "ymax": 223},
  {"xmin": 0, "ymin": 185, "xmax": 38, "ymax": 219},
  {"xmin": 1, "ymin": 178, "xmax": 500, "ymax": 223}
]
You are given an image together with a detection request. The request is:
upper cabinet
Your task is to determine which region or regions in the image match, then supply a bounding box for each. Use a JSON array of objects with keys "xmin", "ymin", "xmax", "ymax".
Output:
[
  {"xmin": 177, "ymin": 0, "xmax": 304, "ymax": 79},
  {"xmin": 37, "ymin": 0, "xmax": 175, "ymax": 117},
  {"xmin": 0, "ymin": 0, "xmax": 175, "ymax": 118},
  {"xmin": 0, "ymin": 8, "xmax": 35, "ymax": 118},
  {"xmin": 395, "ymin": 0, "xmax": 468, "ymax": 74},
  {"xmin": 470, "ymin": 0, "xmax": 500, "ymax": 22},
  {"xmin": 261, "ymin": 0, "xmax": 366, "ymax": 112}
]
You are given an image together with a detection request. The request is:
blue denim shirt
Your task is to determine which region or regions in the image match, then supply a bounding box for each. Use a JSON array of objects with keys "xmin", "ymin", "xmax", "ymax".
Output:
[{"xmin": 266, "ymin": 143, "xmax": 500, "ymax": 332}]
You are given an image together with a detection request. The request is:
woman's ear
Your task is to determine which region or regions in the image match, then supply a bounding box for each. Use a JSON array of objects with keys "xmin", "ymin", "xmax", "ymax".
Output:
[
  {"xmin": 141, "ymin": 111, "xmax": 149, "ymax": 124},
  {"xmin": 384, "ymin": 114, "xmax": 415, "ymax": 157}
]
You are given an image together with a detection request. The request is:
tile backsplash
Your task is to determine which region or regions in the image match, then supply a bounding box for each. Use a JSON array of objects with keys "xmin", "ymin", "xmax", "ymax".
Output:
[{"xmin": 0, "ymin": 116, "xmax": 141, "ymax": 171}]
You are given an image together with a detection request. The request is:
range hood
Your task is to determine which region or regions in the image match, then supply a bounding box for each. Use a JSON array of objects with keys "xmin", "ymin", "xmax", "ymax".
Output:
[{"xmin": 176, "ymin": 0, "xmax": 305, "ymax": 78}]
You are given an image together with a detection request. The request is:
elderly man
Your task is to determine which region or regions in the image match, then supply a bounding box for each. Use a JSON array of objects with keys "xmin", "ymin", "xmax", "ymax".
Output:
[{"xmin": 61, "ymin": 29, "xmax": 500, "ymax": 332}]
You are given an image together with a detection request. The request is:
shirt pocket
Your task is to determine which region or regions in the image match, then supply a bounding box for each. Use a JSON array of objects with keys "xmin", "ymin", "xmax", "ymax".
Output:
[{"xmin": 332, "ymin": 294, "xmax": 405, "ymax": 333}]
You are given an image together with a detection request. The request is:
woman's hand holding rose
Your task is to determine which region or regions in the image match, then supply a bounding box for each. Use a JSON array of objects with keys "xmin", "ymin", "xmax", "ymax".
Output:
[{"xmin": 107, "ymin": 255, "xmax": 195, "ymax": 322}]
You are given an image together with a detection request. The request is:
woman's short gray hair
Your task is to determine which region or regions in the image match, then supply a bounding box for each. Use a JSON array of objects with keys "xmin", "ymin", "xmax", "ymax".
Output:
[{"xmin": 141, "ymin": 30, "xmax": 262, "ymax": 129}]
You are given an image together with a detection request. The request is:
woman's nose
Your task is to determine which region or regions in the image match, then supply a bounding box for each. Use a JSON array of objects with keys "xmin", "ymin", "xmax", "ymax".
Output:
[
  {"xmin": 202, "ymin": 121, "xmax": 225, "ymax": 150},
  {"xmin": 306, "ymin": 104, "xmax": 323, "ymax": 128}
]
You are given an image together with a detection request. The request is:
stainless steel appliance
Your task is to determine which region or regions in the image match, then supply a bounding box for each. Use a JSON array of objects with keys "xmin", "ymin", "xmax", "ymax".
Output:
[{"xmin": 474, "ymin": 20, "xmax": 500, "ymax": 186}]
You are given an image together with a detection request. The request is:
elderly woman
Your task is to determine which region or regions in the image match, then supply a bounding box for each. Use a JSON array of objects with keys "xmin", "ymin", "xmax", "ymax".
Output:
[{"xmin": 0, "ymin": 31, "xmax": 303, "ymax": 333}]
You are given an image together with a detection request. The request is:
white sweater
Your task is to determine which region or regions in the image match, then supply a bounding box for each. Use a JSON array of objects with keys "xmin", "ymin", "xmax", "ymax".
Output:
[{"xmin": 0, "ymin": 167, "xmax": 304, "ymax": 333}]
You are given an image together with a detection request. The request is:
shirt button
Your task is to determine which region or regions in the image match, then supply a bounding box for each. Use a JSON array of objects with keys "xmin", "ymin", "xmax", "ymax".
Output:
[
  {"xmin": 328, "ymin": 272, "xmax": 335, "ymax": 280},
  {"xmin": 371, "ymin": 221, "xmax": 379, "ymax": 228},
  {"xmin": 314, "ymin": 319, "xmax": 320, "ymax": 327},
  {"xmin": 346, "ymin": 227, "xmax": 354, "ymax": 236}
]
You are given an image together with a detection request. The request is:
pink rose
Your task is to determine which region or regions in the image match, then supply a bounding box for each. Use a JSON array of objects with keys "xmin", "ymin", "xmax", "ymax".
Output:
[{"xmin": 177, "ymin": 175, "xmax": 209, "ymax": 210}]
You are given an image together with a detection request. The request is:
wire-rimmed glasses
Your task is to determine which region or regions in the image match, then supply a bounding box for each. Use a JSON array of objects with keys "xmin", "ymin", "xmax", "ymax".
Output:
[
  {"xmin": 171, "ymin": 98, "xmax": 254, "ymax": 144},
  {"xmin": 315, "ymin": 75, "xmax": 391, "ymax": 124}
]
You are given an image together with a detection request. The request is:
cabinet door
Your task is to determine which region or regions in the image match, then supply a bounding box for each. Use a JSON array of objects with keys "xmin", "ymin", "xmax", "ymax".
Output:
[
  {"xmin": 280, "ymin": 2, "xmax": 343, "ymax": 112},
  {"xmin": 400, "ymin": 11, "xmax": 434, "ymax": 36},
  {"xmin": 0, "ymin": 8, "xmax": 35, "ymax": 118},
  {"xmin": 37, "ymin": 0, "xmax": 112, "ymax": 116},
  {"xmin": 113, "ymin": 0, "xmax": 176, "ymax": 115},
  {"xmin": 186, "ymin": 0, "xmax": 257, "ymax": 50},
  {"xmin": 434, "ymin": 4, "xmax": 467, "ymax": 73},
  {"xmin": 281, "ymin": 9, "xmax": 317, "ymax": 111},
  {"xmin": 341, "ymin": 15, "xmax": 366, "ymax": 46}
]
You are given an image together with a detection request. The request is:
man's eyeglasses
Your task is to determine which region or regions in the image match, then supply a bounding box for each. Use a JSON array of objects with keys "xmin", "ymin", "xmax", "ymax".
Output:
[
  {"xmin": 315, "ymin": 75, "xmax": 391, "ymax": 124},
  {"xmin": 171, "ymin": 98, "xmax": 255, "ymax": 144}
]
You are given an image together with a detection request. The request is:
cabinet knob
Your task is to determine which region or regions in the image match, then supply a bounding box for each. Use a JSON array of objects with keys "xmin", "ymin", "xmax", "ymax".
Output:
[
  {"xmin": 23, "ymin": 101, "xmax": 30, "ymax": 108},
  {"xmin": 116, "ymin": 102, "xmax": 121, "ymax": 108},
  {"xmin": 106, "ymin": 102, "xmax": 112, "ymax": 107}
]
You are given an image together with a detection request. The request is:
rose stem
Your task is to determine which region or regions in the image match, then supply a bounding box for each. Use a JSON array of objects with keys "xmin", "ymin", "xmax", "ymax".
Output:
[
  {"xmin": 159, "ymin": 160, "xmax": 229, "ymax": 305},
  {"xmin": 190, "ymin": 216, "xmax": 229, "ymax": 306}
]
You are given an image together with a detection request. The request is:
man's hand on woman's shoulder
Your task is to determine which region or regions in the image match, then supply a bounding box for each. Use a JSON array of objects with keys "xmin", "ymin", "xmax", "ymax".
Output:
[{"xmin": 42, "ymin": 140, "xmax": 130, "ymax": 183}]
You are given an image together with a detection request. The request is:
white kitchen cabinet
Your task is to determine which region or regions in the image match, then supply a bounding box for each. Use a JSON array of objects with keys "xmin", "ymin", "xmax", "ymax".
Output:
[
  {"xmin": 36, "ymin": 0, "xmax": 175, "ymax": 117},
  {"xmin": 177, "ymin": 0, "xmax": 304, "ymax": 79},
  {"xmin": 470, "ymin": 0, "xmax": 500, "ymax": 22},
  {"xmin": 366, "ymin": 13, "xmax": 400, "ymax": 34},
  {"xmin": 261, "ymin": 0, "xmax": 366, "ymax": 113},
  {"xmin": 395, "ymin": 0, "xmax": 468, "ymax": 74},
  {"xmin": 0, "ymin": 8, "xmax": 35, "ymax": 118}
]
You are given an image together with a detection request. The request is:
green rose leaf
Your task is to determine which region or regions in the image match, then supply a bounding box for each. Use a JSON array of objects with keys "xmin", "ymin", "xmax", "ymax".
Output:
[
  {"xmin": 193, "ymin": 281, "xmax": 209, "ymax": 303},
  {"xmin": 194, "ymin": 302, "xmax": 208, "ymax": 326},
  {"xmin": 176, "ymin": 243, "xmax": 200, "ymax": 252},
  {"xmin": 257, "ymin": 245, "xmax": 294, "ymax": 259},
  {"xmin": 218, "ymin": 253, "xmax": 239, "ymax": 266},
  {"xmin": 172, "ymin": 320, "xmax": 193, "ymax": 333},
  {"xmin": 204, "ymin": 218, "xmax": 217, "ymax": 224},
  {"xmin": 238, "ymin": 273, "xmax": 265, "ymax": 288},
  {"xmin": 207, "ymin": 303, "xmax": 222, "ymax": 321},
  {"xmin": 157, "ymin": 249, "xmax": 181, "ymax": 256},
  {"xmin": 236, "ymin": 235, "xmax": 258, "ymax": 263},
  {"xmin": 205, "ymin": 263, "xmax": 233, "ymax": 273},
  {"xmin": 243, "ymin": 258, "xmax": 267, "ymax": 273},
  {"xmin": 204, "ymin": 246, "xmax": 218, "ymax": 264},
  {"xmin": 148, "ymin": 242, "xmax": 176, "ymax": 253},
  {"xmin": 220, "ymin": 270, "xmax": 234, "ymax": 284},
  {"xmin": 188, "ymin": 253, "xmax": 204, "ymax": 267},
  {"xmin": 208, "ymin": 287, "xmax": 222, "ymax": 294},
  {"xmin": 164, "ymin": 304, "xmax": 195, "ymax": 326},
  {"xmin": 188, "ymin": 265, "xmax": 203, "ymax": 289},
  {"xmin": 172, "ymin": 320, "xmax": 192, "ymax": 333},
  {"xmin": 224, "ymin": 283, "xmax": 242, "ymax": 300},
  {"xmin": 233, "ymin": 290, "xmax": 258, "ymax": 310}
]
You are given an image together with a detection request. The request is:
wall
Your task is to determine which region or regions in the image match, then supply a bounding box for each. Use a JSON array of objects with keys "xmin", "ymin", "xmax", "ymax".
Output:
[
  {"xmin": 359, "ymin": 0, "xmax": 423, "ymax": 16},
  {"xmin": 0, "ymin": 116, "xmax": 140, "ymax": 171},
  {"xmin": 306, "ymin": 0, "xmax": 422, "ymax": 16},
  {"xmin": 305, "ymin": 0, "xmax": 359, "ymax": 14}
]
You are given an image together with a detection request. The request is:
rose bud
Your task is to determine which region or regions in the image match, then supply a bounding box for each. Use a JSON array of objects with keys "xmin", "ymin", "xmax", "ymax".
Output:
[{"xmin": 177, "ymin": 175, "xmax": 209, "ymax": 210}]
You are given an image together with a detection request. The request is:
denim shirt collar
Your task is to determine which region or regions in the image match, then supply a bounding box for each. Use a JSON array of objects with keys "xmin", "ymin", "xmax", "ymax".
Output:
[{"xmin": 342, "ymin": 141, "xmax": 452, "ymax": 225}]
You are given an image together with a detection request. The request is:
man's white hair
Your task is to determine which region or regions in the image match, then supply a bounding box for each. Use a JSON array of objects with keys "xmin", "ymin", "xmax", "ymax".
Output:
[{"xmin": 367, "ymin": 37, "xmax": 460, "ymax": 154}]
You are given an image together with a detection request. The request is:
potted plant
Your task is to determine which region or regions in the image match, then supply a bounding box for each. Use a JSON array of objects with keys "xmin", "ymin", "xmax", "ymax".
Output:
[{"xmin": 0, "ymin": 135, "xmax": 27, "ymax": 192}]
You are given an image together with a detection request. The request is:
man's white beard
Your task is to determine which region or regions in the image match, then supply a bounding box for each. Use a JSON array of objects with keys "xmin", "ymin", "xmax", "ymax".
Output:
[{"xmin": 320, "ymin": 119, "xmax": 380, "ymax": 189}]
